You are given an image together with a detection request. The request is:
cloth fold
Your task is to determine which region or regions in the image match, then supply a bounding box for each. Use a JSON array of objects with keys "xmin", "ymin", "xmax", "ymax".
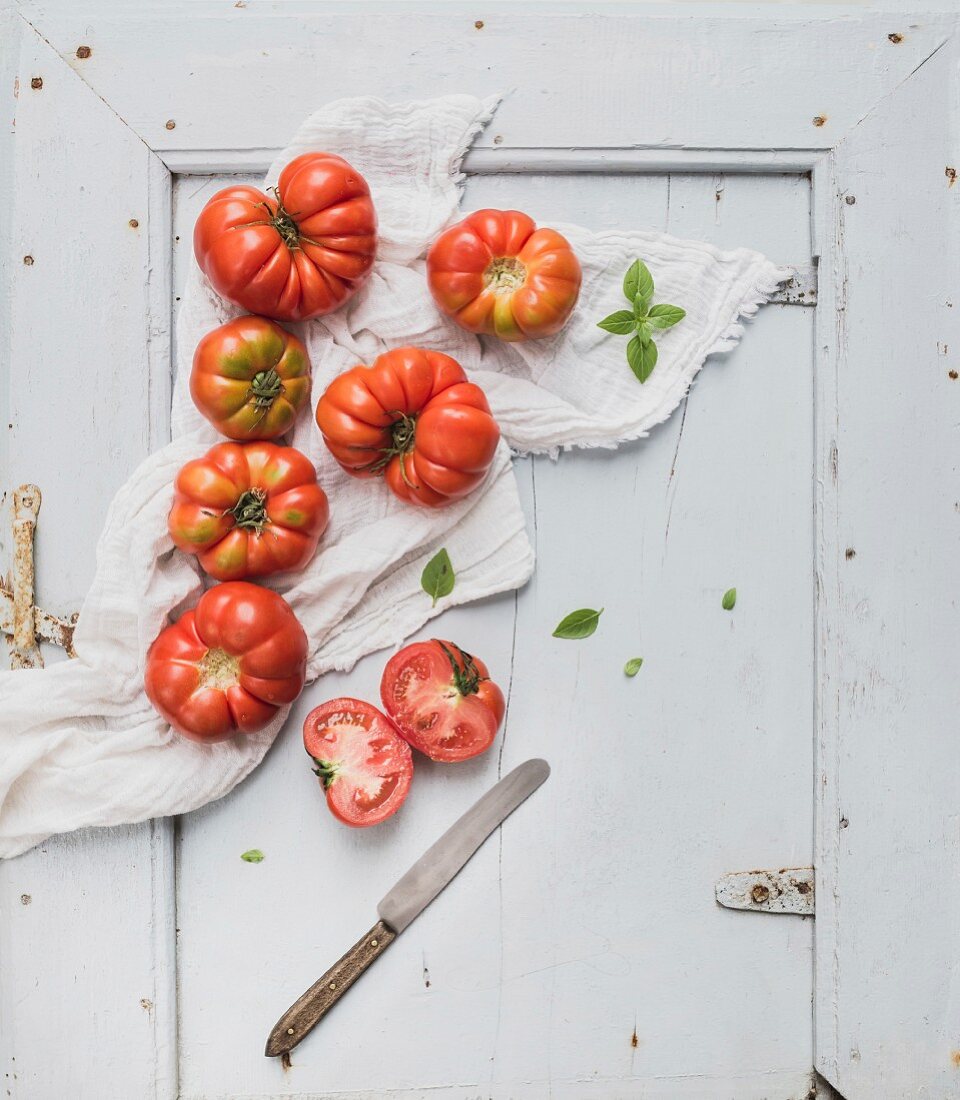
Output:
[{"xmin": 0, "ymin": 94, "xmax": 788, "ymax": 858}]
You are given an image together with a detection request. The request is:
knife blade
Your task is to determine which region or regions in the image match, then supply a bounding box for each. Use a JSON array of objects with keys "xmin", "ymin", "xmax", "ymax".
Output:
[{"xmin": 265, "ymin": 758, "xmax": 550, "ymax": 1057}]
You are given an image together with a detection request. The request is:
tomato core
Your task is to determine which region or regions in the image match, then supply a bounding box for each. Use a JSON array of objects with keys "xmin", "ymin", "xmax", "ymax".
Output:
[
  {"xmin": 484, "ymin": 256, "xmax": 527, "ymax": 291},
  {"xmin": 229, "ymin": 487, "xmax": 269, "ymax": 533},
  {"xmin": 198, "ymin": 647, "xmax": 241, "ymax": 691}
]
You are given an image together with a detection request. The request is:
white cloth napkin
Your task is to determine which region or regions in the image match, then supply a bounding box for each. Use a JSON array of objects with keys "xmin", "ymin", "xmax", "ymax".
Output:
[{"xmin": 0, "ymin": 95, "xmax": 788, "ymax": 858}]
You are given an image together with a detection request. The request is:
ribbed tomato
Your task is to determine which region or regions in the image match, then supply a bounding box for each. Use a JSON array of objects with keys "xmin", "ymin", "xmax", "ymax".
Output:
[
  {"xmin": 168, "ymin": 441, "xmax": 329, "ymax": 581},
  {"xmin": 427, "ymin": 208, "xmax": 581, "ymax": 341},
  {"xmin": 144, "ymin": 581, "xmax": 308, "ymax": 742},
  {"xmin": 193, "ymin": 153, "xmax": 377, "ymax": 321},
  {"xmin": 190, "ymin": 316, "xmax": 311, "ymax": 440},
  {"xmin": 314, "ymin": 346, "xmax": 500, "ymax": 507},
  {"xmin": 380, "ymin": 640, "xmax": 505, "ymax": 762},
  {"xmin": 303, "ymin": 698, "xmax": 413, "ymax": 827}
]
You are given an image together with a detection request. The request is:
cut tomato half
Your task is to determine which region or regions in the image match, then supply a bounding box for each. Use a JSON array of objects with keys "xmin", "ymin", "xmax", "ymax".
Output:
[
  {"xmin": 303, "ymin": 698, "xmax": 413, "ymax": 827},
  {"xmin": 380, "ymin": 640, "xmax": 505, "ymax": 762}
]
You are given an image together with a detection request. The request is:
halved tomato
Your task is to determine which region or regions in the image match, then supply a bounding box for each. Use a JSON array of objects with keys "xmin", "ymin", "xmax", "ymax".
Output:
[
  {"xmin": 303, "ymin": 698, "xmax": 413, "ymax": 827},
  {"xmin": 380, "ymin": 640, "xmax": 505, "ymax": 762}
]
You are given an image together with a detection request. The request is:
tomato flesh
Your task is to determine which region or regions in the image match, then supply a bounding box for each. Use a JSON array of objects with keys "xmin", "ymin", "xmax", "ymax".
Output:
[
  {"xmin": 380, "ymin": 640, "xmax": 505, "ymax": 762},
  {"xmin": 303, "ymin": 698, "xmax": 413, "ymax": 827}
]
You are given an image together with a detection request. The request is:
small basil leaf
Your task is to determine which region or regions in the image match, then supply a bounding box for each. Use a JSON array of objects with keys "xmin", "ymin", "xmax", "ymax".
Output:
[
  {"xmin": 647, "ymin": 304, "xmax": 687, "ymax": 330},
  {"xmin": 552, "ymin": 607, "xmax": 603, "ymax": 640},
  {"xmin": 636, "ymin": 322, "xmax": 653, "ymax": 346},
  {"xmin": 623, "ymin": 259, "xmax": 654, "ymax": 307},
  {"xmin": 632, "ymin": 295, "xmax": 648, "ymax": 321},
  {"xmin": 241, "ymin": 849, "xmax": 264, "ymax": 863},
  {"xmin": 722, "ymin": 587, "xmax": 737, "ymax": 611},
  {"xmin": 421, "ymin": 548, "xmax": 455, "ymax": 607},
  {"xmin": 624, "ymin": 657, "xmax": 644, "ymax": 677},
  {"xmin": 597, "ymin": 309, "xmax": 636, "ymax": 335},
  {"xmin": 627, "ymin": 336, "xmax": 658, "ymax": 383}
]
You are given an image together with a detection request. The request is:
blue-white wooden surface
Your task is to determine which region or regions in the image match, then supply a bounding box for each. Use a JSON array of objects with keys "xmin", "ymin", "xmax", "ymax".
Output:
[{"xmin": 1, "ymin": 6, "xmax": 957, "ymax": 1099}]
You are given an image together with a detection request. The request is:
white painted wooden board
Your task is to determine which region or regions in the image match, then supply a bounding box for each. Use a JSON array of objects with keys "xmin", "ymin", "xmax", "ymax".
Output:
[
  {"xmin": 169, "ymin": 170, "xmax": 815, "ymax": 1099},
  {"xmin": 3, "ymin": 5, "xmax": 958, "ymax": 1099}
]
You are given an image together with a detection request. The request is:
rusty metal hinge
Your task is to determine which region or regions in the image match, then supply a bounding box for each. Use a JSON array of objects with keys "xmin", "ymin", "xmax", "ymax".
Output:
[
  {"xmin": 1, "ymin": 484, "xmax": 78, "ymax": 668},
  {"xmin": 715, "ymin": 867, "xmax": 815, "ymax": 915}
]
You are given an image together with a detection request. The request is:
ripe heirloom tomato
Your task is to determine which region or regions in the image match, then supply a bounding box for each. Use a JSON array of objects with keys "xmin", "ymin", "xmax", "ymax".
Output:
[
  {"xmin": 427, "ymin": 209, "xmax": 581, "ymax": 342},
  {"xmin": 315, "ymin": 346, "xmax": 500, "ymax": 508},
  {"xmin": 190, "ymin": 316, "xmax": 311, "ymax": 440},
  {"xmin": 144, "ymin": 581, "xmax": 308, "ymax": 742},
  {"xmin": 169, "ymin": 441, "xmax": 329, "ymax": 581},
  {"xmin": 194, "ymin": 152, "xmax": 377, "ymax": 322},
  {"xmin": 380, "ymin": 640, "xmax": 505, "ymax": 762},
  {"xmin": 303, "ymin": 698, "xmax": 413, "ymax": 827}
]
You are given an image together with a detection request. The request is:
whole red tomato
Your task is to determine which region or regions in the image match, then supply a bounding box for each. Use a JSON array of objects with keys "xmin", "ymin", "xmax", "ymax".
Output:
[
  {"xmin": 426, "ymin": 209, "xmax": 581, "ymax": 342},
  {"xmin": 380, "ymin": 640, "xmax": 505, "ymax": 762},
  {"xmin": 190, "ymin": 316, "xmax": 311, "ymax": 440},
  {"xmin": 169, "ymin": 441, "xmax": 329, "ymax": 581},
  {"xmin": 145, "ymin": 581, "xmax": 308, "ymax": 742},
  {"xmin": 303, "ymin": 698, "xmax": 414, "ymax": 827},
  {"xmin": 193, "ymin": 153, "xmax": 377, "ymax": 321},
  {"xmin": 314, "ymin": 346, "xmax": 500, "ymax": 507}
]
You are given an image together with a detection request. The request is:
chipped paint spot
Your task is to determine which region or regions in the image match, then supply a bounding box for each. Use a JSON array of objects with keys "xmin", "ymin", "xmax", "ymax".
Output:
[
  {"xmin": 949, "ymin": 370, "xmax": 958, "ymax": 380},
  {"xmin": 951, "ymin": 1050, "xmax": 960, "ymax": 1068},
  {"xmin": 129, "ymin": 218, "xmax": 139, "ymax": 229},
  {"xmin": 630, "ymin": 1027, "xmax": 639, "ymax": 1048},
  {"xmin": 813, "ymin": 115, "xmax": 827, "ymax": 128},
  {"xmin": 888, "ymin": 33, "xmax": 904, "ymax": 44},
  {"xmin": 947, "ymin": 167, "xmax": 957, "ymax": 188},
  {"xmin": 75, "ymin": 45, "xmax": 91, "ymax": 59},
  {"xmin": 19, "ymin": 894, "xmax": 31, "ymax": 906},
  {"xmin": 30, "ymin": 77, "xmax": 42, "ymax": 90},
  {"xmin": 845, "ymin": 548, "xmax": 856, "ymax": 559},
  {"xmin": 140, "ymin": 998, "xmax": 153, "ymax": 1012},
  {"xmin": 165, "ymin": 119, "xmax": 176, "ymax": 130},
  {"xmin": 22, "ymin": 255, "xmax": 33, "ymax": 266},
  {"xmin": 281, "ymin": 1051, "xmax": 292, "ymax": 1071},
  {"xmin": 474, "ymin": 19, "xmax": 484, "ymax": 29}
]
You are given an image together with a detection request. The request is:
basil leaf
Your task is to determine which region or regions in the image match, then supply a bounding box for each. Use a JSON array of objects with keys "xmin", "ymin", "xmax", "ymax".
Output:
[
  {"xmin": 636, "ymin": 322, "xmax": 653, "ymax": 346},
  {"xmin": 421, "ymin": 548, "xmax": 455, "ymax": 607},
  {"xmin": 597, "ymin": 309, "xmax": 636, "ymax": 335},
  {"xmin": 552, "ymin": 607, "xmax": 603, "ymax": 640},
  {"xmin": 632, "ymin": 295, "xmax": 648, "ymax": 321},
  {"xmin": 722, "ymin": 587, "xmax": 737, "ymax": 611},
  {"xmin": 623, "ymin": 259, "xmax": 654, "ymax": 308},
  {"xmin": 627, "ymin": 336, "xmax": 658, "ymax": 383},
  {"xmin": 624, "ymin": 657, "xmax": 644, "ymax": 677},
  {"xmin": 647, "ymin": 304, "xmax": 686, "ymax": 330},
  {"xmin": 241, "ymin": 849, "xmax": 264, "ymax": 863}
]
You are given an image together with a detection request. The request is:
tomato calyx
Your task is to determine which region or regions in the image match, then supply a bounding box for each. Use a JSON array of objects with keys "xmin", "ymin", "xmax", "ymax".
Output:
[
  {"xmin": 227, "ymin": 487, "xmax": 270, "ymax": 534},
  {"xmin": 246, "ymin": 368, "xmax": 285, "ymax": 413},
  {"xmin": 311, "ymin": 756, "xmax": 339, "ymax": 789},
  {"xmin": 484, "ymin": 256, "xmax": 527, "ymax": 292},
  {"xmin": 197, "ymin": 646, "xmax": 240, "ymax": 690},
  {"xmin": 437, "ymin": 640, "xmax": 487, "ymax": 698},
  {"xmin": 354, "ymin": 410, "xmax": 421, "ymax": 490}
]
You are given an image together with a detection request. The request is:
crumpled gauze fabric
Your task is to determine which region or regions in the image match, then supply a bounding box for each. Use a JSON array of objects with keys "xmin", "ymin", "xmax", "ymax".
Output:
[{"xmin": 0, "ymin": 95, "xmax": 789, "ymax": 857}]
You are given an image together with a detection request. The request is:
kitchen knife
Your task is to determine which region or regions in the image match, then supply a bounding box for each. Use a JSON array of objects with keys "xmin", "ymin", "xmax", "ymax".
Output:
[{"xmin": 265, "ymin": 757, "xmax": 550, "ymax": 1057}]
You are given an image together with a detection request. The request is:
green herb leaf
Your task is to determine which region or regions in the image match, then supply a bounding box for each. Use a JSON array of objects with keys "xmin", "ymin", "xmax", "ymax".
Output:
[
  {"xmin": 597, "ymin": 309, "xmax": 637, "ymax": 335},
  {"xmin": 241, "ymin": 849, "xmax": 264, "ymax": 863},
  {"xmin": 552, "ymin": 607, "xmax": 603, "ymax": 640},
  {"xmin": 421, "ymin": 548, "xmax": 455, "ymax": 607},
  {"xmin": 627, "ymin": 336, "xmax": 658, "ymax": 383},
  {"xmin": 623, "ymin": 259, "xmax": 654, "ymax": 309},
  {"xmin": 624, "ymin": 657, "xmax": 644, "ymax": 677},
  {"xmin": 636, "ymin": 321, "xmax": 653, "ymax": 346},
  {"xmin": 632, "ymin": 295, "xmax": 649, "ymax": 321},
  {"xmin": 722, "ymin": 587, "xmax": 737, "ymax": 611},
  {"xmin": 647, "ymin": 304, "xmax": 687, "ymax": 330}
]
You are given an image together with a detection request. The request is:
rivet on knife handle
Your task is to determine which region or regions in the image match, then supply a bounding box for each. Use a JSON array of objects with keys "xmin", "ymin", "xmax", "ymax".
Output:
[{"xmin": 264, "ymin": 920, "xmax": 397, "ymax": 1057}]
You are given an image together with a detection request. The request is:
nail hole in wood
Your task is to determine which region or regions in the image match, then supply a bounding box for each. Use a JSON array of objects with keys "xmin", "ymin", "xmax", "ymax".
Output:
[
  {"xmin": 887, "ymin": 33, "xmax": 903, "ymax": 43},
  {"xmin": 813, "ymin": 116, "xmax": 827, "ymax": 128},
  {"xmin": 845, "ymin": 195, "xmax": 856, "ymax": 205},
  {"xmin": 165, "ymin": 119, "xmax": 176, "ymax": 130},
  {"xmin": 30, "ymin": 77, "xmax": 42, "ymax": 89},
  {"xmin": 129, "ymin": 219, "xmax": 139, "ymax": 228},
  {"xmin": 76, "ymin": 45, "xmax": 91, "ymax": 59},
  {"xmin": 23, "ymin": 255, "xmax": 34, "ymax": 266},
  {"xmin": 474, "ymin": 20, "xmax": 484, "ymax": 29}
]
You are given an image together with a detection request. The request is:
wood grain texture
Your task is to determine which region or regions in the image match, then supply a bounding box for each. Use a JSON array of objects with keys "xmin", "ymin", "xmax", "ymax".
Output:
[
  {"xmin": 0, "ymin": 16, "xmax": 177, "ymax": 1100},
  {"xmin": 266, "ymin": 921, "xmax": 397, "ymax": 1057},
  {"xmin": 813, "ymin": 32, "xmax": 960, "ymax": 1100}
]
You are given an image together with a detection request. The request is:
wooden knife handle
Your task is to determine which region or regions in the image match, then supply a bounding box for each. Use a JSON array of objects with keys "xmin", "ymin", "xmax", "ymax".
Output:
[{"xmin": 265, "ymin": 920, "xmax": 396, "ymax": 1056}]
